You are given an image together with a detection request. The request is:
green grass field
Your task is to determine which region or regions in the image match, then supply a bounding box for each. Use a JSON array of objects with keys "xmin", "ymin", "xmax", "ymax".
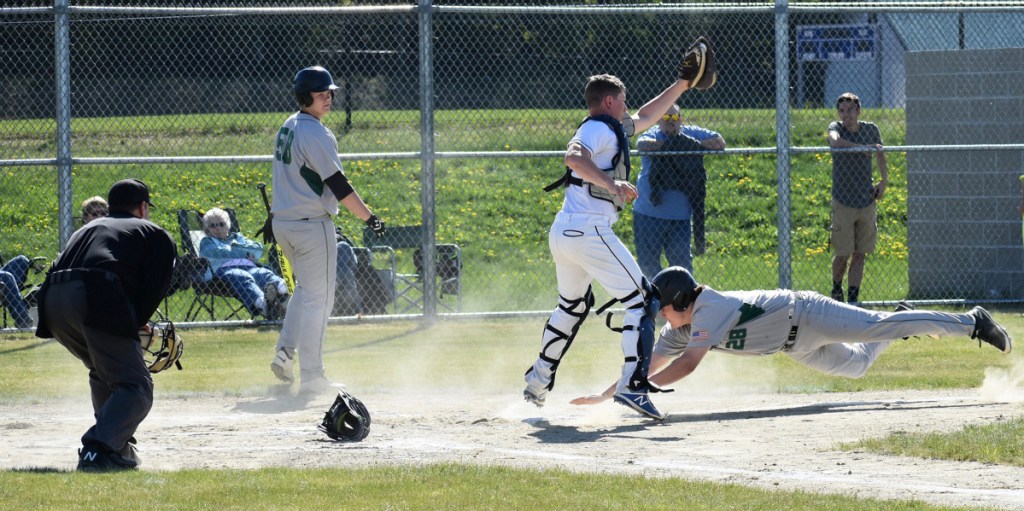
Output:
[
  {"xmin": 1, "ymin": 311, "xmax": 1021, "ymax": 510},
  {"xmin": 0, "ymin": 465, "xmax": 989, "ymax": 511}
]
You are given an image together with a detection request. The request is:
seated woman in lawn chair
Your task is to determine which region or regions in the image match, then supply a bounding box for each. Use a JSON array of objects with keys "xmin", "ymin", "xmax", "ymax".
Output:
[{"xmin": 198, "ymin": 207, "xmax": 290, "ymax": 320}]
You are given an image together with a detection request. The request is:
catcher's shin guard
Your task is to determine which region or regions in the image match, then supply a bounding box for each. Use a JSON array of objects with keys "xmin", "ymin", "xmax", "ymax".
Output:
[
  {"xmin": 524, "ymin": 287, "xmax": 594, "ymax": 393},
  {"xmin": 604, "ymin": 279, "xmax": 660, "ymax": 393}
]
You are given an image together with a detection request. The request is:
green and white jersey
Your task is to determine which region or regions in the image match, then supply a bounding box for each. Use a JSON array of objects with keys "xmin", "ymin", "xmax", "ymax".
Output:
[
  {"xmin": 271, "ymin": 111, "xmax": 343, "ymax": 220},
  {"xmin": 655, "ymin": 287, "xmax": 796, "ymax": 357}
]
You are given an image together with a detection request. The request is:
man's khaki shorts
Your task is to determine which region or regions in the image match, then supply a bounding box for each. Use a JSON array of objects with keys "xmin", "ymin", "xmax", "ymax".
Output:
[{"xmin": 830, "ymin": 199, "xmax": 877, "ymax": 256}]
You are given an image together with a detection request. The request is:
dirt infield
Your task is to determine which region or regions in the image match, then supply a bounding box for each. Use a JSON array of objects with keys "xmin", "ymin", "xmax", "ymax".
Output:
[{"xmin": 4, "ymin": 381, "xmax": 1024, "ymax": 509}]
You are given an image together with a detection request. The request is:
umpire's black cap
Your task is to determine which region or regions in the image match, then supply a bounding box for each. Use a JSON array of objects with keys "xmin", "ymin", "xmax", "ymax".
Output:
[{"xmin": 108, "ymin": 178, "xmax": 155, "ymax": 210}]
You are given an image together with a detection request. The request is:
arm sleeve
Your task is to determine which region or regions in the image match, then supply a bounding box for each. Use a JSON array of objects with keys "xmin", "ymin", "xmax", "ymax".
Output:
[{"xmin": 324, "ymin": 171, "xmax": 355, "ymax": 201}]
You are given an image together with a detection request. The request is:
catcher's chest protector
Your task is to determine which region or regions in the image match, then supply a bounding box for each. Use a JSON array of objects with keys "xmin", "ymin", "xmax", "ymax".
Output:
[{"xmin": 544, "ymin": 114, "xmax": 631, "ymax": 210}]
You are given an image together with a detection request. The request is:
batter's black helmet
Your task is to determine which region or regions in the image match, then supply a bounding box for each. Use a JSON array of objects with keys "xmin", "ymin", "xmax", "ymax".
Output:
[
  {"xmin": 294, "ymin": 66, "xmax": 339, "ymax": 107},
  {"xmin": 652, "ymin": 266, "xmax": 699, "ymax": 311}
]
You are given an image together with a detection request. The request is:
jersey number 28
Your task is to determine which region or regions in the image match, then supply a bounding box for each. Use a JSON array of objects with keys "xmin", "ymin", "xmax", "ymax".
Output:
[
  {"xmin": 725, "ymin": 328, "xmax": 746, "ymax": 350},
  {"xmin": 275, "ymin": 127, "xmax": 294, "ymax": 164}
]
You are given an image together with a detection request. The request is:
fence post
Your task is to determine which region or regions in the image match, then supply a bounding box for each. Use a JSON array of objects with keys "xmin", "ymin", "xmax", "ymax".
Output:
[
  {"xmin": 418, "ymin": 0, "xmax": 437, "ymax": 318},
  {"xmin": 54, "ymin": 0, "xmax": 74, "ymax": 249},
  {"xmin": 774, "ymin": 0, "xmax": 793, "ymax": 290}
]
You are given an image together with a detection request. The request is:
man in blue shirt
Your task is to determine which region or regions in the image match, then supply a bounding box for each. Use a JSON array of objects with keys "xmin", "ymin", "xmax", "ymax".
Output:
[{"xmin": 633, "ymin": 104, "xmax": 725, "ymax": 279}]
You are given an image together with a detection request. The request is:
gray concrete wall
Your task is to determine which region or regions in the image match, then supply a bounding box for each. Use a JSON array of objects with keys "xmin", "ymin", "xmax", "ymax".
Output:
[{"xmin": 905, "ymin": 47, "xmax": 1024, "ymax": 300}]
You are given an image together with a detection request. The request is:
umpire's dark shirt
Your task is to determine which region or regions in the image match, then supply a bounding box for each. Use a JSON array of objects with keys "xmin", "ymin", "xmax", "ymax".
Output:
[{"xmin": 36, "ymin": 210, "xmax": 177, "ymax": 338}]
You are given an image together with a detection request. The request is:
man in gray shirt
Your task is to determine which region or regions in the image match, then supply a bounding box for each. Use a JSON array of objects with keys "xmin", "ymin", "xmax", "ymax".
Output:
[{"xmin": 828, "ymin": 92, "xmax": 888, "ymax": 304}]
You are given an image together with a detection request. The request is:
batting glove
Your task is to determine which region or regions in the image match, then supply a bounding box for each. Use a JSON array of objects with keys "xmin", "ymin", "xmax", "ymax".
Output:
[{"xmin": 365, "ymin": 214, "xmax": 386, "ymax": 237}]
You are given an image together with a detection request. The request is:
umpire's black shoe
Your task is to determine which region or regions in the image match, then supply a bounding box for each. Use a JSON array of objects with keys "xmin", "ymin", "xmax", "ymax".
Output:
[
  {"xmin": 117, "ymin": 437, "xmax": 142, "ymax": 468},
  {"xmin": 970, "ymin": 307, "xmax": 1012, "ymax": 354},
  {"xmin": 77, "ymin": 443, "xmax": 138, "ymax": 473}
]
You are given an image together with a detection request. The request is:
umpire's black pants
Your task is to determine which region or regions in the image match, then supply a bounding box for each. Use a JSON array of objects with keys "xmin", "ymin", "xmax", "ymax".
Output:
[{"xmin": 43, "ymin": 280, "xmax": 153, "ymax": 453}]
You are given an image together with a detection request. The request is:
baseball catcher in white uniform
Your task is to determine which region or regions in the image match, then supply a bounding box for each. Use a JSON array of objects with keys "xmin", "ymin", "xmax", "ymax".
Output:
[
  {"xmin": 523, "ymin": 39, "xmax": 718, "ymax": 420},
  {"xmin": 269, "ymin": 65, "xmax": 386, "ymax": 395},
  {"xmin": 573, "ymin": 266, "xmax": 1012, "ymax": 414}
]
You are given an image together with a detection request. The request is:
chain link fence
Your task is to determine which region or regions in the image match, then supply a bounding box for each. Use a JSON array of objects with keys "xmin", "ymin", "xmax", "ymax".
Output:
[{"xmin": 2, "ymin": 1, "xmax": 1023, "ymax": 330}]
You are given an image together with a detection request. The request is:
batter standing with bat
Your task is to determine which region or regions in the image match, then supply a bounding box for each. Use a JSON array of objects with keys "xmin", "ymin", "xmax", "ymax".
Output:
[
  {"xmin": 573, "ymin": 266, "xmax": 1012, "ymax": 411},
  {"xmin": 270, "ymin": 66, "xmax": 386, "ymax": 395},
  {"xmin": 523, "ymin": 38, "xmax": 718, "ymax": 420}
]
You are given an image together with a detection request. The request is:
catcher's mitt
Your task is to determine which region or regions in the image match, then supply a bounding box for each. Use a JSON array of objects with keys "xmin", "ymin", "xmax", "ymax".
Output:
[
  {"xmin": 138, "ymin": 311, "xmax": 184, "ymax": 373},
  {"xmin": 677, "ymin": 36, "xmax": 717, "ymax": 91},
  {"xmin": 319, "ymin": 390, "xmax": 371, "ymax": 442}
]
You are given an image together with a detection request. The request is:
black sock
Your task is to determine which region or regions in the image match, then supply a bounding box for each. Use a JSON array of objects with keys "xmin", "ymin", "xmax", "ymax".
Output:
[{"xmin": 847, "ymin": 286, "xmax": 860, "ymax": 303}]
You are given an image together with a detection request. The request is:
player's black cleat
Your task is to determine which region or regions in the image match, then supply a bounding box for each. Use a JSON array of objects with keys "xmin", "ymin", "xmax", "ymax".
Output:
[
  {"xmin": 77, "ymin": 443, "xmax": 138, "ymax": 473},
  {"xmin": 969, "ymin": 307, "xmax": 1012, "ymax": 354}
]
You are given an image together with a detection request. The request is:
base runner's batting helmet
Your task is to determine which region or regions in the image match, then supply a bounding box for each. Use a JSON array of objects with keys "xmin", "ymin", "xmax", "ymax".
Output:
[
  {"xmin": 294, "ymin": 66, "xmax": 340, "ymax": 107},
  {"xmin": 652, "ymin": 266, "xmax": 699, "ymax": 311}
]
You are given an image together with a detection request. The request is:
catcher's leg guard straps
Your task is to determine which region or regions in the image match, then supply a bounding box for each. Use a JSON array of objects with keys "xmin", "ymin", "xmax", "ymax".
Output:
[
  {"xmin": 526, "ymin": 288, "xmax": 594, "ymax": 391},
  {"xmin": 618, "ymin": 279, "xmax": 661, "ymax": 393}
]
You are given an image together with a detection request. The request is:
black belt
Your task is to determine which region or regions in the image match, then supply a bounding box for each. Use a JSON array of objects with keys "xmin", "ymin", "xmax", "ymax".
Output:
[
  {"xmin": 781, "ymin": 296, "xmax": 801, "ymax": 351},
  {"xmin": 47, "ymin": 268, "xmax": 117, "ymax": 285},
  {"xmin": 782, "ymin": 325, "xmax": 799, "ymax": 351}
]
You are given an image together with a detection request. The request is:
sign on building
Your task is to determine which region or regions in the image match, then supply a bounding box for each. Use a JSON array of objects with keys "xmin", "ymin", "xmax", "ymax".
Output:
[{"xmin": 797, "ymin": 24, "xmax": 877, "ymax": 61}]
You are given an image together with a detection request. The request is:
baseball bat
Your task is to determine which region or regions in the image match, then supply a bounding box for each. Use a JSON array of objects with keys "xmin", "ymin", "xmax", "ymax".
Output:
[
  {"xmin": 257, "ymin": 183, "xmax": 295, "ymax": 292},
  {"xmin": 257, "ymin": 182, "xmax": 271, "ymax": 213}
]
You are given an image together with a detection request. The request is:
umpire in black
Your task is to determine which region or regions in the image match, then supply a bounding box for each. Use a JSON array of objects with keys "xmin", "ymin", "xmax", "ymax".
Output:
[{"xmin": 35, "ymin": 178, "xmax": 176, "ymax": 472}]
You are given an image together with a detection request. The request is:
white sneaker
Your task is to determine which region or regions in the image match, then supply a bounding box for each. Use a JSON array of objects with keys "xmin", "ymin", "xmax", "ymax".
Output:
[
  {"xmin": 270, "ymin": 348, "xmax": 295, "ymax": 383},
  {"xmin": 298, "ymin": 374, "xmax": 345, "ymax": 396}
]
